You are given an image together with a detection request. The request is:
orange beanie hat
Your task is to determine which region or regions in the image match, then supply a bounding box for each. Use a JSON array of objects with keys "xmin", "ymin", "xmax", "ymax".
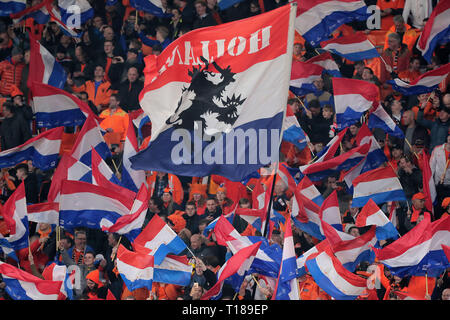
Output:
[
  {"xmin": 10, "ymin": 85, "xmax": 23, "ymax": 98},
  {"xmin": 167, "ymin": 214, "xmax": 186, "ymax": 233},
  {"xmin": 86, "ymin": 269, "xmax": 104, "ymax": 288}
]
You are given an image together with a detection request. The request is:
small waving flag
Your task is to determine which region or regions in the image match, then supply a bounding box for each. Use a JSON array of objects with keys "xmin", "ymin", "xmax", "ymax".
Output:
[
  {"xmin": 368, "ymin": 103, "xmax": 405, "ymax": 138},
  {"xmin": 355, "ymin": 199, "xmax": 399, "ymax": 240},
  {"xmin": 116, "ymin": 244, "xmax": 154, "ymax": 292},
  {"xmin": 320, "ymin": 32, "xmax": 379, "ymax": 61},
  {"xmin": 416, "ymin": 0, "xmax": 450, "ymax": 63},
  {"xmin": 134, "ymin": 214, "xmax": 187, "ymax": 265},
  {"xmin": 201, "ymin": 241, "xmax": 261, "ymax": 300},
  {"xmin": 2, "ymin": 182, "xmax": 29, "ymax": 250},
  {"xmin": 290, "ymin": 60, "xmax": 324, "ymax": 96},
  {"xmin": 0, "ymin": 127, "xmax": 63, "ymax": 171},
  {"xmin": 0, "ymin": 261, "xmax": 63, "ymax": 300}
]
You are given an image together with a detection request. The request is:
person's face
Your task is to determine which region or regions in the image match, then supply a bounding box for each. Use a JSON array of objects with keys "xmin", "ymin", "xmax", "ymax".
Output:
[
  {"xmin": 127, "ymin": 68, "xmax": 139, "ymax": 83},
  {"xmin": 12, "ymin": 52, "xmax": 23, "ymax": 63},
  {"xmin": 355, "ymin": 63, "xmax": 364, "ymax": 74},
  {"xmin": 391, "ymin": 100, "xmax": 402, "ymax": 114},
  {"xmin": 127, "ymin": 51, "xmax": 138, "ymax": 61},
  {"xmin": 402, "ymin": 111, "xmax": 414, "ymax": 126},
  {"xmin": 195, "ymin": 3, "xmax": 206, "ymax": 16},
  {"xmin": 86, "ymin": 279, "xmax": 96, "ymax": 290},
  {"xmin": 23, "ymin": 50, "xmax": 30, "ymax": 64},
  {"xmin": 310, "ymin": 106, "xmax": 320, "ymax": 117},
  {"xmin": 109, "ymin": 96, "xmax": 118, "ymax": 108},
  {"xmin": 39, "ymin": 223, "xmax": 51, "ymax": 231},
  {"xmin": 148, "ymin": 199, "xmax": 157, "ymax": 212},
  {"xmin": 350, "ymin": 228, "xmax": 360, "ymax": 237},
  {"xmin": 84, "ymin": 253, "xmax": 95, "ymax": 266},
  {"xmin": 103, "ymin": 27, "xmax": 114, "ymax": 40},
  {"xmin": 171, "ymin": 9, "xmax": 181, "ymax": 20},
  {"xmin": 349, "ymin": 125, "xmax": 359, "ymax": 136},
  {"xmin": 190, "ymin": 236, "xmax": 201, "ymax": 249},
  {"xmin": 16, "ymin": 169, "xmax": 26, "ymax": 181},
  {"xmin": 293, "ymin": 44, "xmax": 302, "ymax": 55},
  {"xmin": 206, "ymin": 200, "xmax": 216, "ymax": 212},
  {"xmin": 418, "ymin": 93, "xmax": 428, "ymax": 103},
  {"xmin": 392, "ymin": 148, "xmax": 402, "ymax": 159},
  {"xmin": 250, "ymin": 2, "xmax": 259, "ymax": 12},
  {"xmin": 240, "ymin": 202, "xmax": 251, "ymax": 209},
  {"xmin": 107, "ymin": 233, "xmax": 117, "ymax": 247},
  {"xmin": 162, "ymin": 192, "xmax": 172, "ymax": 203},
  {"xmin": 206, "ymin": 0, "xmax": 216, "ymax": 8},
  {"xmin": 313, "ymin": 79, "xmax": 324, "ymax": 91},
  {"xmin": 394, "ymin": 21, "xmax": 405, "ymax": 32},
  {"xmin": 93, "ymin": 17, "xmax": 103, "ymax": 29},
  {"xmin": 439, "ymin": 110, "xmax": 449, "ymax": 122},
  {"xmin": 185, "ymin": 205, "xmax": 196, "ymax": 216},
  {"xmin": 322, "ymin": 109, "xmax": 333, "ymax": 119},
  {"xmin": 362, "ymin": 69, "xmax": 372, "ymax": 80},
  {"xmin": 216, "ymin": 190, "xmax": 226, "ymax": 201},
  {"xmin": 75, "ymin": 48, "xmax": 85, "ymax": 62},
  {"xmin": 193, "ymin": 193, "xmax": 201, "ymax": 201},
  {"xmin": 388, "ymin": 37, "xmax": 400, "ymax": 51},
  {"xmin": 94, "ymin": 66, "xmax": 104, "ymax": 78},
  {"xmin": 413, "ymin": 198, "xmax": 425, "ymax": 210},
  {"xmin": 442, "ymin": 289, "xmax": 450, "ymax": 300},
  {"xmin": 411, "ymin": 59, "xmax": 420, "ymax": 71},
  {"xmin": 13, "ymin": 96, "xmax": 22, "ymax": 105},
  {"xmin": 104, "ymin": 42, "xmax": 114, "ymax": 54},
  {"xmin": 274, "ymin": 182, "xmax": 286, "ymax": 195},
  {"xmin": 443, "ymin": 94, "xmax": 450, "ymax": 109},
  {"xmin": 75, "ymin": 233, "xmax": 87, "ymax": 248},
  {"xmin": 80, "ymin": 93, "xmax": 89, "ymax": 103}
]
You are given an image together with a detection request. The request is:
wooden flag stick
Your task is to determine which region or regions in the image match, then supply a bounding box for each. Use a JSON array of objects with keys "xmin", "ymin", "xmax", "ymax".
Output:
[{"xmin": 404, "ymin": 138, "xmax": 419, "ymax": 160}]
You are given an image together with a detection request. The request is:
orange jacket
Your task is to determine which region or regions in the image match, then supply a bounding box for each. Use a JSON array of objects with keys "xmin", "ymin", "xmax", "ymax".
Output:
[
  {"xmin": 378, "ymin": 0, "xmax": 406, "ymax": 30},
  {"xmin": 299, "ymin": 275, "xmax": 331, "ymax": 300},
  {"xmin": 0, "ymin": 58, "xmax": 25, "ymax": 96},
  {"xmin": 384, "ymin": 24, "xmax": 419, "ymax": 52},
  {"xmin": 146, "ymin": 172, "xmax": 184, "ymax": 205},
  {"xmin": 72, "ymin": 80, "xmax": 112, "ymax": 108},
  {"xmin": 99, "ymin": 107, "xmax": 129, "ymax": 143}
]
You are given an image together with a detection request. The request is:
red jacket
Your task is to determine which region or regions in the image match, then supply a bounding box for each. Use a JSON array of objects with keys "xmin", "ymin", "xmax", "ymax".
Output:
[{"xmin": 0, "ymin": 57, "xmax": 25, "ymax": 96}]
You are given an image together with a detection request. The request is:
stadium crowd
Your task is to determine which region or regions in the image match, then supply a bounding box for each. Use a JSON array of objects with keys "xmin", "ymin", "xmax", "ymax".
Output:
[{"xmin": 0, "ymin": 0, "xmax": 449, "ymax": 300}]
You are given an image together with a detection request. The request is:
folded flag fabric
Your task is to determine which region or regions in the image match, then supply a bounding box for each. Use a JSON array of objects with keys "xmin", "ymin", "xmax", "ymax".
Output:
[
  {"xmin": 416, "ymin": 0, "xmax": 450, "ymax": 63},
  {"xmin": 320, "ymin": 32, "xmax": 380, "ymax": 61},
  {"xmin": 373, "ymin": 214, "xmax": 450, "ymax": 278},
  {"xmin": 0, "ymin": 126, "xmax": 63, "ymax": 171},
  {"xmin": 305, "ymin": 247, "xmax": 367, "ymax": 300},
  {"xmin": 355, "ymin": 199, "xmax": 399, "ymax": 240},
  {"xmin": 368, "ymin": 103, "xmax": 405, "ymax": 138},
  {"xmin": 387, "ymin": 63, "xmax": 450, "ymax": 95},
  {"xmin": 0, "ymin": 261, "xmax": 63, "ymax": 300},
  {"xmin": 351, "ymin": 165, "xmax": 406, "ymax": 208},
  {"xmin": 27, "ymin": 202, "xmax": 59, "ymax": 226},
  {"xmin": 294, "ymin": 0, "xmax": 370, "ymax": 47},
  {"xmin": 134, "ymin": 214, "xmax": 187, "ymax": 265},
  {"xmin": 333, "ymin": 77, "xmax": 379, "ymax": 130},
  {"xmin": 201, "ymin": 241, "xmax": 261, "ymax": 300},
  {"xmin": 2, "ymin": 182, "xmax": 29, "ymax": 250},
  {"xmin": 0, "ymin": 0, "xmax": 26, "ymax": 16},
  {"xmin": 116, "ymin": 244, "xmax": 154, "ymax": 292},
  {"xmin": 306, "ymin": 52, "xmax": 342, "ymax": 77},
  {"xmin": 290, "ymin": 60, "xmax": 324, "ymax": 96}
]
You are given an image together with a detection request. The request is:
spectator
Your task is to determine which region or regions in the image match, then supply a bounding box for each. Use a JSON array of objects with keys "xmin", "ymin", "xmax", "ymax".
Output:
[
  {"xmin": 108, "ymin": 47, "xmax": 143, "ymax": 86},
  {"xmin": 305, "ymin": 77, "xmax": 333, "ymax": 108},
  {"xmin": 69, "ymin": 64, "xmax": 112, "ymax": 111},
  {"xmin": 381, "ymin": 32, "xmax": 411, "ymax": 83},
  {"xmin": 117, "ymin": 66, "xmax": 144, "ymax": 112},
  {"xmin": 400, "ymin": 109, "xmax": 430, "ymax": 156},
  {"xmin": 430, "ymin": 131, "xmax": 450, "ymax": 218},
  {"xmin": 70, "ymin": 45, "xmax": 95, "ymax": 86},
  {"xmin": 398, "ymin": 56, "xmax": 422, "ymax": 83},
  {"xmin": 352, "ymin": 60, "xmax": 365, "ymax": 80},
  {"xmin": 0, "ymin": 102, "xmax": 31, "ymax": 151},
  {"xmin": 192, "ymin": 0, "xmax": 218, "ymax": 30},
  {"xmin": 182, "ymin": 201, "xmax": 201, "ymax": 235},
  {"xmin": 142, "ymin": 197, "xmax": 168, "ymax": 229},
  {"xmin": 402, "ymin": 0, "xmax": 431, "ymax": 29},
  {"xmin": 0, "ymin": 46, "xmax": 25, "ymax": 96},
  {"xmin": 162, "ymin": 187, "xmax": 183, "ymax": 215},
  {"xmin": 66, "ymin": 230, "xmax": 95, "ymax": 266},
  {"xmin": 99, "ymin": 94, "xmax": 129, "ymax": 148},
  {"xmin": 383, "ymin": 15, "xmax": 419, "ymax": 53},
  {"xmin": 416, "ymin": 99, "xmax": 450, "ymax": 151},
  {"xmin": 15, "ymin": 163, "xmax": 39, "ymax": 204},
  {"xmin": 200, "ymin": 197, "xmax": 222, "ymax": 222},
  {"xmin": 398, "ymin": 155, "xmax": 423, "ymax": 201}
]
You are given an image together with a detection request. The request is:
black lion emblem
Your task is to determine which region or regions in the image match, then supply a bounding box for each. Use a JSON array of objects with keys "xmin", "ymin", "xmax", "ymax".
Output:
[{"xmin": 166, "ymin": 57, "xmax": 246, "ymax": 136}]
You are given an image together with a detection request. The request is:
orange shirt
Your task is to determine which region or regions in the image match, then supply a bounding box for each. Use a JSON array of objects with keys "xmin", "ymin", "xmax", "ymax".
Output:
[
  {"xmin": 99, "ymin": 107, "xmax": 129, "ymax": 143},
  {"xmin": 398, "ymin": 69, "xmax": 421, "ymax": 83},
  {"xmin": 406, "ymin": 275, "xmax": 436, "ymax": 299}
]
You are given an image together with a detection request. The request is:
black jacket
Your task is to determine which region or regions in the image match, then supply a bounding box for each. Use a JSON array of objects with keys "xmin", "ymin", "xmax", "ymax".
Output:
[
  {"xmin": 398, "ymin": 167, "xmax": 423, "ymax": 199},
  {"xmin": 0, "ymin": 114, "xmax": 32, "ymax": 150},
  {"xmin": 182, "ymin": 212, "xmax": 201, "ymax": 235},
  {"xmin": 118, "ymin": 79, "xmax": 144, "ymax": 112},
  {"xmin": 192, "ymin": 13, "xmax": 218, "ymax": 30}
]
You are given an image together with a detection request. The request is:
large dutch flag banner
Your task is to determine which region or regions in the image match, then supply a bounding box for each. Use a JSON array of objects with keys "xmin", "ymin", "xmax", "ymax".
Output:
[{"xmin": 130, "ymin": 4, "xmax": 297, "ymax": 182}]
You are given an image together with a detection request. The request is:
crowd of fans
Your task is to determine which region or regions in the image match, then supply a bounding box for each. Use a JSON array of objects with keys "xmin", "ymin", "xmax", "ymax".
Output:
[{"xmin": 0, "ymin": 0, "xmax": 449, "ymax": 300}]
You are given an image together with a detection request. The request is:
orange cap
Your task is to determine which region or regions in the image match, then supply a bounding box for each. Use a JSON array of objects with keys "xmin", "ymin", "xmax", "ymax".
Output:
[
  {"xmin": 442, "ymin": 197, "xmax": 450, "ymax": 209},
  {"xmin": 10, "ymin": 85, "xmax": 23, "ymax": 98},
  {"xmin": 412, "ymin": 193, "xmax": 426, "ymax": 200},
  {"xmin": 86, "ymin": 269, "xmax": 104, "ymax": 288},
  {"xmin": 167, "ymin": 214, "xmax": 186, "ymax": 233}
]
